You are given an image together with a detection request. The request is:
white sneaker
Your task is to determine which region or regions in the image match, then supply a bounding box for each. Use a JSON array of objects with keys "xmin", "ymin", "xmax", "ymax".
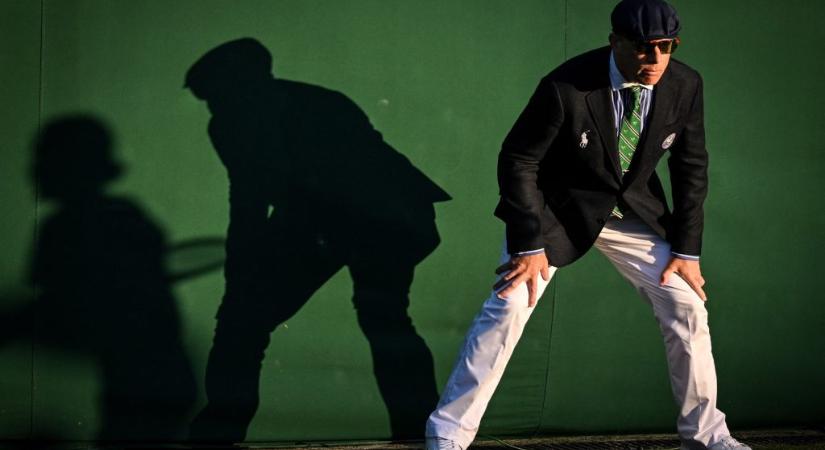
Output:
[
  {"xmin": 424, "ymin": 436, "xmax": 464, "ymax": 450},
  {"xmin": 708, "ymin": 435, "xmax": 752, "ymax": 450}
]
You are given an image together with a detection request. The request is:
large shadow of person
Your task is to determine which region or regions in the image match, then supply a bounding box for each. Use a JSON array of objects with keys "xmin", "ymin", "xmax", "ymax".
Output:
[
  {"xmin": 0, "ymin": 116, "xmax": 197, "ymax": 442},
  {"xmin": 185, "ymin": 38, "xmax": 450, "ymax": 442}
]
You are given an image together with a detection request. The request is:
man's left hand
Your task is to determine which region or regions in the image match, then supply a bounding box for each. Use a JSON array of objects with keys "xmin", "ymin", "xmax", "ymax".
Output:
[{"xmin": 660, "ymin": 257, "xmax": 707, "ymax": 301}]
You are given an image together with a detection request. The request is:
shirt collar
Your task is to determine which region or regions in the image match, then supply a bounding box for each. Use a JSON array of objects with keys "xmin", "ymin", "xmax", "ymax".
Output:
[{"xmin": 609, "ymin": 51, "xmax": 653, "ymax": 91}]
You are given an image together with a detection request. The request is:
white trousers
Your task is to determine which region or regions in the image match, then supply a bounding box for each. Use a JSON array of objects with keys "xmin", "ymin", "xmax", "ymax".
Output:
[{"xmin": 426, "ymin": 214, "xmax": 731, "ymax": 450}]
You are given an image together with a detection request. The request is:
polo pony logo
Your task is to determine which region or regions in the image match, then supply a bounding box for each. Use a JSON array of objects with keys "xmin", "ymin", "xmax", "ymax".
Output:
[{"xmin": 579, "ymin": 129, "xmax": 591, "ymax": 149}]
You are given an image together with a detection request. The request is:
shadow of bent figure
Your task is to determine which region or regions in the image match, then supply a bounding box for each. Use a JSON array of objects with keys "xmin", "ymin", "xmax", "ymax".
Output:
[
  {"xmin": 0, "ymin": 116, "xmax": 197, "ymax": 441},
  {"xmin": 185, "ymin": 38, "xmax": 450, "ymax": 442}
]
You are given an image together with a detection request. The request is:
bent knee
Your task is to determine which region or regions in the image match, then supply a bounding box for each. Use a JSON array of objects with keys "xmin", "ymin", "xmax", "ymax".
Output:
[{"xmin": 480, "ymin": 290, "xmax": 536, "ymax": 323}]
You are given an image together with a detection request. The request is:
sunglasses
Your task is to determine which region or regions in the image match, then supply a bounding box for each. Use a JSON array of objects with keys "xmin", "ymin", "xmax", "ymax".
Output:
[{"xmin": 624, "ymin": 36, "xmax": 681, "ymax": 55}]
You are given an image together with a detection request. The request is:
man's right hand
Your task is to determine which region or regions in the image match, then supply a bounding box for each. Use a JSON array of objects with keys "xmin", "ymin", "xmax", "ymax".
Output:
[{"xmin": 493, "ymin": 252, "xmax": 550, "ymax": 307}]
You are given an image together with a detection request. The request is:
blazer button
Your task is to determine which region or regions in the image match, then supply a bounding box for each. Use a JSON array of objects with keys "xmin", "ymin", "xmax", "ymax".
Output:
[{"xmin": 596, "ymin": 218, "xmax": 606, "ymax": 225}]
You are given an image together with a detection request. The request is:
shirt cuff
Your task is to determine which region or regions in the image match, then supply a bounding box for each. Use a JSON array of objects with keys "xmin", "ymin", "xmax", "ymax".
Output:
[
  {"xmin": 514, "ymin": 248, "xmax": 545, "ymax": 257},
  {"xmin": 671, "ymin": 252, "xmax": 700, "ymax": 261}
]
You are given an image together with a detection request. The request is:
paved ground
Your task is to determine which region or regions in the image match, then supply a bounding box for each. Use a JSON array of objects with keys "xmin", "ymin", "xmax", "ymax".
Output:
[{"xmin": 226, "ymin": 429, "xmax": 825, "ymax": 450}]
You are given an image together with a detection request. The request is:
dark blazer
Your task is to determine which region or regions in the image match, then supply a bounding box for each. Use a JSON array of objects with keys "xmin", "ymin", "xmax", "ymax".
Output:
[{"xmin": 495, "ymin": 46, "xmax": 707, "ymax": 267}]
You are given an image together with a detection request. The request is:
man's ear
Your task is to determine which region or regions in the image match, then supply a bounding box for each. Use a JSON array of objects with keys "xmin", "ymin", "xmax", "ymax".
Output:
[{"xmin": 608, "ymin": 33, "xmax": 620, "ymax": 49}]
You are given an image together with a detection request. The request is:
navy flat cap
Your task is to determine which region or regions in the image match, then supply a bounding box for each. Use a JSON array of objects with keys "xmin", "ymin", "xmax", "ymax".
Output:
[{"xmin": 611, "ymin": 0, "xmax": 681, "ymax": 41}]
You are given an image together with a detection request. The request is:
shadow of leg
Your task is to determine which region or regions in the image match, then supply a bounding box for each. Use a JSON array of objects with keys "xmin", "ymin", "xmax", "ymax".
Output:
[
  {"xmin": 190, "ymin": 225, "xmax": 344, "ymax": 443},
  {"xmin": 351, "ymin": 264, "xmax": 439, "ymax": 439},
  {"xmin": 189, "ymin": 302, "xmax": 275, "ymax": 443}
]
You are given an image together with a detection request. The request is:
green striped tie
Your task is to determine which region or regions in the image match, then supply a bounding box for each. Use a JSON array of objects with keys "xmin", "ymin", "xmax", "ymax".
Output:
[{"xmin": 612, "ymin": 86, "xmax": 642, "ymax": 219}]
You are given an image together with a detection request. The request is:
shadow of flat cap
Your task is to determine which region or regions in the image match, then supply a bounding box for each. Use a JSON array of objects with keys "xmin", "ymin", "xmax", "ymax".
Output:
[{"xmin": 185, "ymin": 37, "xmax": 273, "ymax": 99}]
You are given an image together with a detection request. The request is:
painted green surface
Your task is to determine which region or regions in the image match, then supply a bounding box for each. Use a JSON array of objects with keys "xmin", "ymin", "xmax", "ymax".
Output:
[
  {"xmin": 0, "ymin": 0, "xmax": 822, "ymax": 444},
  {"xmin": 0, "ymin": 0, "xmax": 40, "ymax": 440}
]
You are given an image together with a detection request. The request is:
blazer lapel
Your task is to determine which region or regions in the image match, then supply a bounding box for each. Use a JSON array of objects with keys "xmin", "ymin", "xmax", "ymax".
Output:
[{"xmin": 586, "ymin": 87, "xmax": 622, "ymax": 185}]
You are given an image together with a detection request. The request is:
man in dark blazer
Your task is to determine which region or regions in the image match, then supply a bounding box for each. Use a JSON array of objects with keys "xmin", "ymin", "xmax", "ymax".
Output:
[{"xmin": 425, "ymin": 1, "xmax": 749, "ymax": 450}]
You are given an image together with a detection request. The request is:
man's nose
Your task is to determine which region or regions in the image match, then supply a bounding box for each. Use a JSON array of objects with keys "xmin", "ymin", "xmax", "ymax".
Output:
[{"xmin": 645, "ymin": 46, "xmax": 662, "ymax": 64}]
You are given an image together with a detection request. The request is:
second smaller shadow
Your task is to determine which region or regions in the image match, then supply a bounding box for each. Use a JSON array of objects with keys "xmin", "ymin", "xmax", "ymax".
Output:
[{"xmin": 0, "ymin": 116, "xmax": 197, "ymax": 441}]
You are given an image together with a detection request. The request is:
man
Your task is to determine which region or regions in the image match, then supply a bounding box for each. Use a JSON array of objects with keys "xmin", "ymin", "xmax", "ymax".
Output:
[
  {"xmin": 425, "ymin": 1, "xmax": 749, "ymax": 449},
  {"xmin": 184, "ymin": 38, "xmax": 449, "ymax": 442}
]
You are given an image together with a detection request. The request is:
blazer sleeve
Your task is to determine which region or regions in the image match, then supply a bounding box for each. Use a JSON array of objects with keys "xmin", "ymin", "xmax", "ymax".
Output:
[
  {"xmin": 667, "ymin": 75, "xmax": 708, "ymax": 256},
  {"xmin": 496, "ymin": 77, "xmax": 564, "ymax": 254}
]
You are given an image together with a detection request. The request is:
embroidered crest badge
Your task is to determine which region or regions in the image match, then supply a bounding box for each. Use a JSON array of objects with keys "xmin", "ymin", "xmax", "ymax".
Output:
[
  {"xmin": 579, "ymin": 129, "xmax": 591, "ymax": 149},
  {"xmin": 662, "ymin": 133, "xmax": 676, "ymax": 149}
]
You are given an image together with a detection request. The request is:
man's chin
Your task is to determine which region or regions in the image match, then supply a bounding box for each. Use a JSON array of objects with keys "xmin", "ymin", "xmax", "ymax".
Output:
[{"xmin": 637, "ymin": 75, "xmax": 662, "ymax": 85}]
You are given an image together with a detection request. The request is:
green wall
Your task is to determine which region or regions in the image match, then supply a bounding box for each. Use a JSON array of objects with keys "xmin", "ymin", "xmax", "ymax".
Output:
[{"xmin": 0, "ymin": 0, "xmax": 823, "ymax": 444}]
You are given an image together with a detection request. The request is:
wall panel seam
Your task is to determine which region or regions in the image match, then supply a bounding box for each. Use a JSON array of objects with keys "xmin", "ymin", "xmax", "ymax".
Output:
[
  {"xmin": 533, "ymin": 0, "xmax": 568, "ymax": 436},
  {"xmin": 29, "ymin": 0, "xmax": 45, "ymax": 440}
]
